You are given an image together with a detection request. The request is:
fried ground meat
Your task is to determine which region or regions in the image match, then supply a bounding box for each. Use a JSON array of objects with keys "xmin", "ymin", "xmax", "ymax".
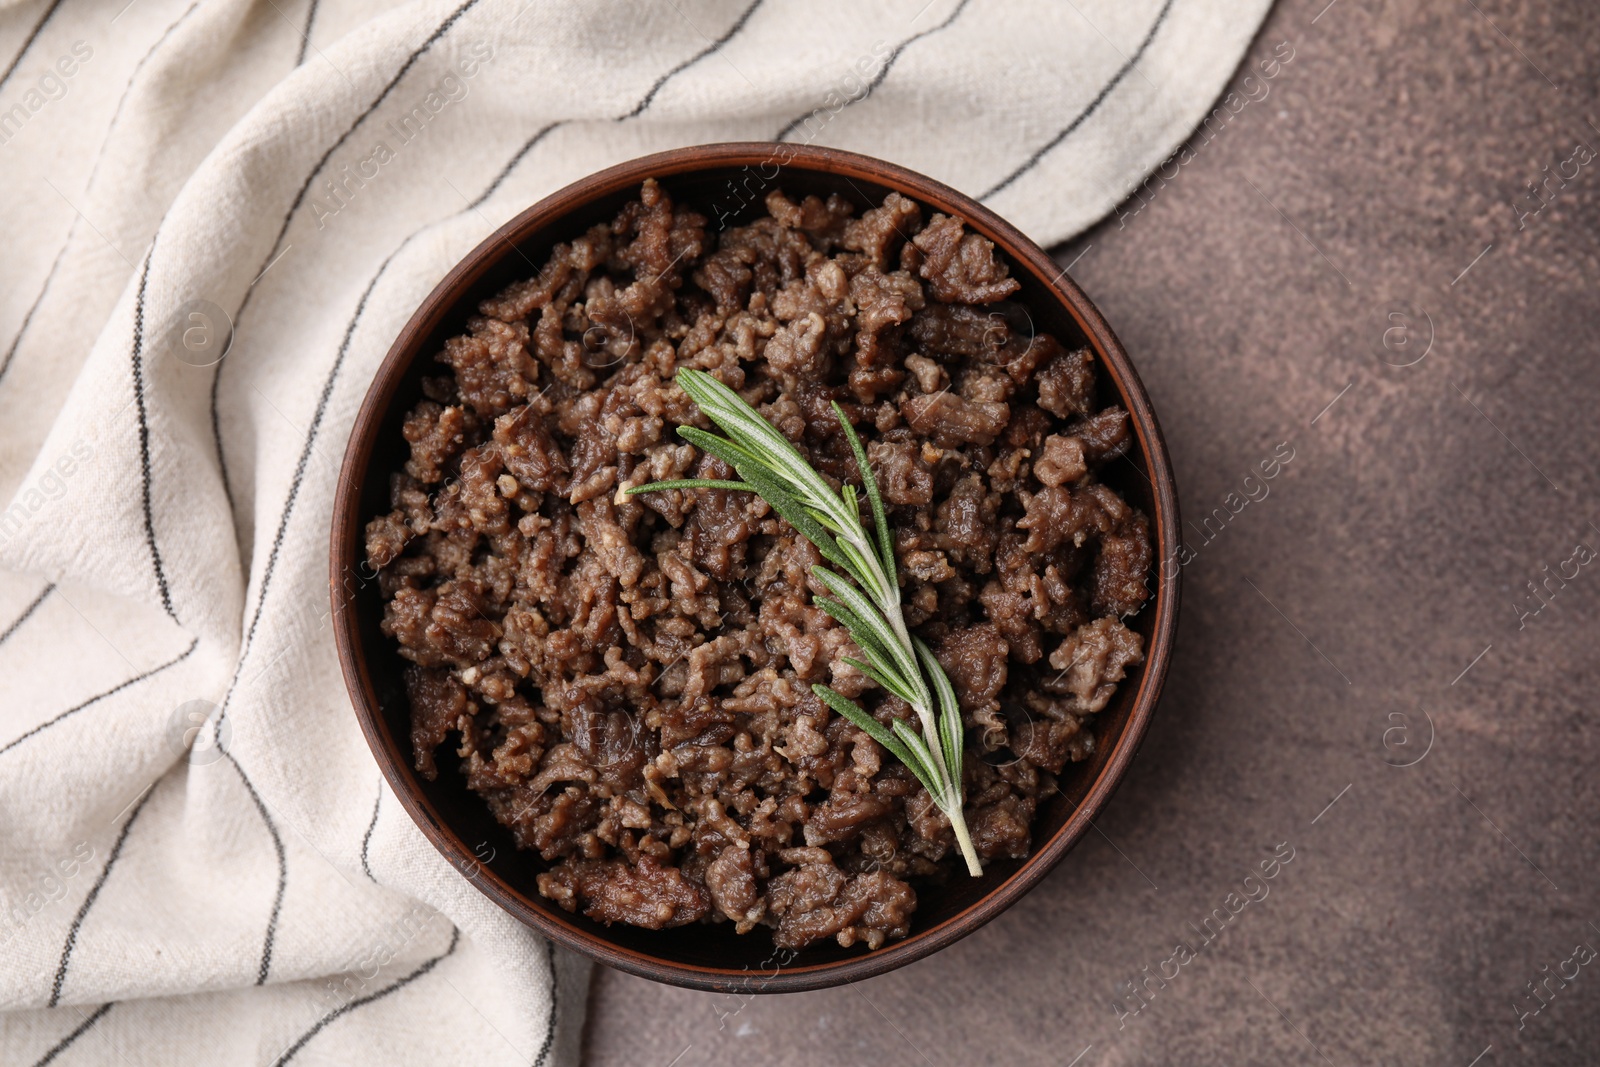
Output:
[{"xmin": 366, "ymin": 181, "xmax": 1151, "ymax": 950}]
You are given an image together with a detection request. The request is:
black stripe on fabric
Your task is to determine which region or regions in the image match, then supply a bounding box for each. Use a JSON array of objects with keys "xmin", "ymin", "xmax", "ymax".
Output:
[
  {"xmin": 0, "ymin": 0, "xmax": 66, "ymax": 95},
  {"xmin": 0, "ymin": 636, "xmax": 198, "ymax": 758},
  {"xmin": 0, "ymin": 582, "xmax": 53, "ymax": 647},
  {"xmin": 215, "ymin": 247, "xmax": 401, "ymax": 727},
  {"xmin": 468, "ymin": 121, "xmax": 564, "ymax": 211},
  {"xmin": 1, "ymin": 0, "xmax": 203, "ymax": 391},
  {"xmin": 210, "ymin": 364, "xmax": 234, "ymax": 516},
  {"xmin": 212, "ymin": 245, "xmax": 416, "ymax": 987},
  {"xmin": 87, "ymin": 0, "xmax": 203, "ymax": 192},
  {"xmin": 31, "ymin": 1002, "xmax": 112, "ymax": 1067},
  {"xmin": 360, "ymin": 782, "xmax": 381, "ymax": 881},
  {"xmin": 0, "ymin": 237, "xmax": 67, "ymax": 386},
  {"xmin": 298, "ymin": 0, "xmax": 319, "ymax": 65},
  {"xmin": 130, "ymin": 252, "xmax": 179, "ymax": 623},
  {"xmin": 48, "ymin": 782, "xmax": 161, "ymax": 1006},
  {"xmin": 212, "ymin": 0, "xmax": 485, "ymax": 518},
  {"xmin": 221, "ymin": 750, "xmax": 288, "ymax": 986},
  {"xmin": 470, "ymin": 1, "xmax": 766, "ymax": 225},
  {"xmin": 532, "ymin": 938, "xmax": 558, "ymax": 1067},
  {"xmin": 468, "ymin": 0, "xmax": 764, "ymax": 212},
  {"xmin": 234, "ymin": 0, "xmax": 484, "ymax": 324},
  {"xmin": 981, "ymin": 0, "xmax": 1176, "ymax": 201},
  {"xmin": 620, "ymin": 0, "xmax": 765, "ymax": 120},
  {"xmin": 773, "ymin": 0, "xmax": 972, "ymax": 142},
  {"xmin": 216, "ymin": 107, "xmax": 583, "ymax": 723},
  {"xmin": 270, "ymin": 927, "xmax": 461, "ymax": 1067},
  {"xmin": 214, "ymin": 125, "xmax": 575, "ymax": 979},
  {"xmin": 98, "ymin": 7, "xmax": 207, "ymax": 603}
]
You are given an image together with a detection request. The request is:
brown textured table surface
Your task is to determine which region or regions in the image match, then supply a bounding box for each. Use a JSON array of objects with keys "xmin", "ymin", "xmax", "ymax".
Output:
[{"xmin": 583, "ymin": 2, "xmax": 1600, "ymax": 1063}]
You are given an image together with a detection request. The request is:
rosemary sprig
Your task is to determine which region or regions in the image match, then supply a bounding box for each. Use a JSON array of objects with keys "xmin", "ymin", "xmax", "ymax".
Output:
[{"xmin": 627, "ymin": 368, "xmax": 982, "ymax": 876}]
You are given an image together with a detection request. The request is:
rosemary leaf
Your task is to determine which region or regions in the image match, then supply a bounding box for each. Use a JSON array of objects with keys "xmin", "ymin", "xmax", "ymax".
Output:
[
  {"xmin": 812, "ymin": 685, "xmax": 917, "ymax": 769},
  {"xmin": 915, "ymin": 637, "xmax": 964, "ymax": 792},
  {"xmin": 839, "ymin": 656, "xmax": 921, "ymax": 707},
  {"xmin": 675, "ymin": 426, "xmax": 764, "ymax": 472},
  {"xmin": 679, "ymin": 371, "xmax": 850, "ymax": 527},
  {"xmin": 889, "ymin": 719, "xmax": 946, "ymax": 798},
  {"xmin": 811, "ymin": 568, "xmax": 920, "ymax": 683},
  {"xmin": 733, "ymin": 461, "xmax": 855, "ymax": 574},
  {"xmin": 811, "ymin": 596, "xmax": 896, "ymax": 664},
  {"xmin": 832, "ymin": 401, "xmax": 896, "ymax": 581},
  {"xmin": 623, "ymin": 479, "xmax": 754, "ymax": 493}
]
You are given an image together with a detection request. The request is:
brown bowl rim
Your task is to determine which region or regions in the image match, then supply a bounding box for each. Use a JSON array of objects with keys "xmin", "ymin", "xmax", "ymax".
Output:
[{"xmin": 331, "ymin": 142, "xmax": 1180, "ymax": 993}]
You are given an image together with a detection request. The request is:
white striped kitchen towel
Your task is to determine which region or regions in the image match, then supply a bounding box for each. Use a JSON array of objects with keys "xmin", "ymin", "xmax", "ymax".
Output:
[{"xmin": 0, "ymin": 0, "xmax": 1271, "ymax": 1062}]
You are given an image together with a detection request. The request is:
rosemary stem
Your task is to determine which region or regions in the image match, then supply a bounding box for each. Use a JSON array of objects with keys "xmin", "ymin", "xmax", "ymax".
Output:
[
  {"xmin": 846, "ymin": 519, "xmax": 980, "ymax": 874},
  {"xmin": 915, "ymin": 691, "xmax": 980, "ymax": 874},
  {"xmin": 843, "ymin": 527, "xmax": 932, "ymax": 712},
  {"xmin": 948, "ymin": 799, "xmax": 984, "ymax": 877}
]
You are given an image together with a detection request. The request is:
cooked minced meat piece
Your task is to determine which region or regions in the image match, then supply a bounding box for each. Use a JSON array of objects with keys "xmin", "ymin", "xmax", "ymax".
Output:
[{"xmin": 366, "ymin": 180, "xmax": 1150, "ymax": 950}]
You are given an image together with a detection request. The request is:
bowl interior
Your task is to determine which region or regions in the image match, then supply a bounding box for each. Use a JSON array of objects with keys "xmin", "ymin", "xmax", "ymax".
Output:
[{"xmin": 335, "ymin": 146, "xmax": 1176, "ymax": 991}]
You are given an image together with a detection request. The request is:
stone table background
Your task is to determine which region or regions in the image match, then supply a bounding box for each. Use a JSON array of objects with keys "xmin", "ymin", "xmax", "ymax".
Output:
[{"xmin": 584, "ymin": 1, "xmax": 1600, "ymax": 1063}]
